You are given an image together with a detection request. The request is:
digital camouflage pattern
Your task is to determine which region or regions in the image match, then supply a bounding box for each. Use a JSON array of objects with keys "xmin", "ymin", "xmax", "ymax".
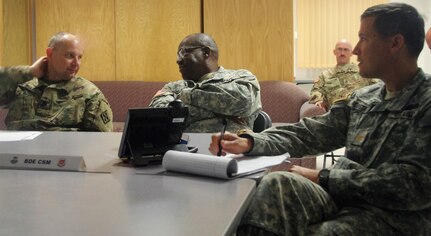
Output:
[
  {"xmin": 309, "ymin": 63, "xmax": 377, "ymax": 108},
  {"xmin": 0, "ymin": 66, "xmax": 113, "ymax": 131},
  {"xmin": 237, "ymin": 171, "xmax": 402, "ymax": 236},
  {"xmin": 238, "ymin": 69, "xmax": 431, "ymax": 235},
  {"xmin": 149, "ymin": 67, "xmax": 261, "ymax": 133}
]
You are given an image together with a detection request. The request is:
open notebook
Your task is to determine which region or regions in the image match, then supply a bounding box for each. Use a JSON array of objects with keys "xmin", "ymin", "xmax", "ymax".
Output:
[{"xmin": 159, "ymin": 150, "xmax": 290, "ymax": 179}]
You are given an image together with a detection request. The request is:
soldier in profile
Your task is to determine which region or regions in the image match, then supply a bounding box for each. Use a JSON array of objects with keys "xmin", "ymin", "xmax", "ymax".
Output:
[
  {"xmin": 149, "ymin": 33, "xmax": 261, "ymax": 133},
  {"xmin": 210, "ymin": 3, "xmax": 430, "ymax": 235},
  {"xmin": 309, "ymin": 39, "xmax": 377, "ymax": 111},
  {"xmin": 0, "ymin": 32, "xmax": 113, "ymax": 131}
]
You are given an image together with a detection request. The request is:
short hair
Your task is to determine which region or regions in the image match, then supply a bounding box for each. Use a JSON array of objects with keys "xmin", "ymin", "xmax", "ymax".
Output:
[
  {"xmin": 47, "ymin": 32, "xmax": 73, "ymax": 49},
  {"xmin": 194, "ymin": 33, "xmax": 219, "ymax": 60},
  {"xmin": 361, "ymin": 3, "xmax": 424, "ymax": 58}
]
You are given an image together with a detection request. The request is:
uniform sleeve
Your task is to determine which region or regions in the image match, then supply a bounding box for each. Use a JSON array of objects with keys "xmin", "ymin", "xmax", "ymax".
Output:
[
  {"xmin": 0, "ymin": 66, "xmax": 34, "ymax": 106},
  {"xmin": 179, "ymin": 72, "xmax": 261, "ymax": 117},
  {"xmin": 246, "ymin": 102, "xmax": 349, "ymax": 157},
  {"xmin": 328, "ymin": 106, "xmax": 431, "ymax": 211},
  {"xmin": 82, "ymin": 92, "xmax": 113, "ymax": 132},
  {"xmin": 148, "ymin": 82, "xmax": 183, "ymax": 108},
  {"xmin": 309, "ymin": 75, "xmax": 325, "ymax": 104}
]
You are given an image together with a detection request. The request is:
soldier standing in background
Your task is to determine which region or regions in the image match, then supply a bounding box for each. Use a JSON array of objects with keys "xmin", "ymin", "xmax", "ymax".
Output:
[
  {"xmin": 149, "ymin": 33, "xmax": 261, "ymax": 133},
  {"xmin": 0, "ymin": 32, "xmax": 113, "ymax": 131},
  {"xmin": 309, "ymin": 39, "xmax": 377, "ymax": 112}
]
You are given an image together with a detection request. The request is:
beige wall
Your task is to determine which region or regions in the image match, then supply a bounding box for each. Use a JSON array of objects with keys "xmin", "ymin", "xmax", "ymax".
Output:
[
  {"xmin": 35, "ymin": 0, "xmax": 116, "ymax": 81},
  {"xmin": 1, "ymin": 0, "xmax": 30, "ymax": 66},
  {"xmin": 297, "ymin": 0, "xmax": 388, "ymax": 68},
  {"xmin": 1, "ymin": 0, "xmax": 292, "ymax": 82},
  {"xmin": 204, "ymin": 0, "xmax": 294, "ymax": 82},
  {"xmin": 115, "ymin": 0, "xmax": 201, "ymax": 81},
  {"xmin": 1, "ymin": 0, "xmax": 296, "ymax": 82},
  {"xmin": 32, "ymin": 0, "xmax": 201, "ymax": 82}
]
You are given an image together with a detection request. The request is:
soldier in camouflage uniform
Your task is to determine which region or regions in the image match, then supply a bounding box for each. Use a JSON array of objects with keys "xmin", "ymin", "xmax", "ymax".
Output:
[
  {"xmin": 209, "ymin": 3, "xmax": 430, "ymax": 235},
  {"xmin": 149, "ymin": 33, "xmax": 261, "ymax": 133},
  {"xmin": 309, "ymin": 39, "xmax": 377, "ymax": 112},
  {"xmin": 0, "ymin": 32, "xmax": 113, "ymax": 131}
]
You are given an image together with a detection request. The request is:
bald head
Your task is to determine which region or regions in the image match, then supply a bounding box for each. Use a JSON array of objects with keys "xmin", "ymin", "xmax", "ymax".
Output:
[
  {"xmin": 335, "ymin": 39, "xmax": 352, "ymax": 50},
  {"xmin": 46, "ymin": 32, "xmax": 83, "ymax": 82},
  {"xmin": 181, "ymin": 33, "xmax": 219, "ymax": 60},
  {"xmin": 48, "ymin": 32, "xmax": 80, "ymax": 49},
  {"xmin": 176, "ymin": 33, "xmax": 220, "ymax": 82},
  {"xmin": 426, "ymin": 27, "xmax": 431, "ymax": 50},
  {"xmin": 333, "ymin": 39, "xmax": 353, "ymax": 66}
]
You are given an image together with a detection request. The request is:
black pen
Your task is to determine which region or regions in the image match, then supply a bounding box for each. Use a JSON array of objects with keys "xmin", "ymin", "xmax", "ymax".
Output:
[{"xmin": 217, "ymin": 118, "xmax": 227, "ymax": 156}]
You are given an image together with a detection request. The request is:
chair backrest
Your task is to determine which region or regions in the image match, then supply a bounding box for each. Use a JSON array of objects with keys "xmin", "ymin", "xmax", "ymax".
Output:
[
  {"xmin": 0, "ymin": 108, "xmax": 8, "ymax": 130},
  {"xmin": 253, "ymin": 110, "xmax": 272, "ymax": 132},
  {"xmin": 259, "ymin": 81, "xmax": 310, "ymax": 123},
  {"xmin": 93, "ymin": 81, "xmax": 165, "ymax": 122}
]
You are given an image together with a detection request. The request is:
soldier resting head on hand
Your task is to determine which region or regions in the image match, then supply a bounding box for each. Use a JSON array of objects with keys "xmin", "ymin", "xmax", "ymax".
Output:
[{"xmin": 0, "ymin": 32, "xmax": 113, "ymax": 131}]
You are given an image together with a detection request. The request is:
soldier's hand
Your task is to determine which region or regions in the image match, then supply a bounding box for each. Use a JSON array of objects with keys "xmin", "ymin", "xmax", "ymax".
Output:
[
  {"xmin": 30, "ymin": 56, "xmax": 48, "ymax": 78},
  {"xmin": 209, "ymin": 131, "xmax": 253, "ymax": 155},
  {"xmin": 287, "ymin": 165, "xmax": 319, "ymax": 184},
  {"xmin": 315, "ymin": 101, "xmax": 328, "ymax": 112}
]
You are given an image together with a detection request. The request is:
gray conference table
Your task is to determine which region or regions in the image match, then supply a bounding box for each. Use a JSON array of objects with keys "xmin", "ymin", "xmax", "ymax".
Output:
[{"xmin": 0, "ymin": 131, "xmax": 256, "ymax": 236}]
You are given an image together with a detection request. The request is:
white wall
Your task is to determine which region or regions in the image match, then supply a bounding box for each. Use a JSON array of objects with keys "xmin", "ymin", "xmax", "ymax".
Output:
[{"xmin": 294, "ymin": 0, "xmax": 431, "ymax": 82}]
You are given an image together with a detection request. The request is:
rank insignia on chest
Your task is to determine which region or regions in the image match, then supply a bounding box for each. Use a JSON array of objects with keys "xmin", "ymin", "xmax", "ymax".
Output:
[{"xmin": 352, "ymin": 130, "xmax": 368, "ymax": 146}]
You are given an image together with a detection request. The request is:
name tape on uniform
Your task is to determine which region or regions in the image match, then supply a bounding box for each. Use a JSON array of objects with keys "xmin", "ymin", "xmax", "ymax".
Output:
[{"xmin": 0, "ymin": 153, "xmax": 86, "ymax": 172}]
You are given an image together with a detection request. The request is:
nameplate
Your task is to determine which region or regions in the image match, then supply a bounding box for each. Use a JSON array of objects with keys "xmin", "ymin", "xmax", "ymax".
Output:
[{"xmin": 0, "ymin": 153, "xmax": 86, "ymax": 172}]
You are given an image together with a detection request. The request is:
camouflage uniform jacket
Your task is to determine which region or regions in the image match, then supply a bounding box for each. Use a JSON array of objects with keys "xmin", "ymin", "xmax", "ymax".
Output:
[
  {"xmin": 243, "ymin": 69, "xmax": 431, "ymax": 234},
  {"xmin": 309, "ymin": 63, "xmax": 376, "ymax": 108},
  {"xmin": 149, "ymin": 67, "xmax": 262, "ymax": 133},
  {"xmin": 0, "ymin": 66, "xmax": 113, "ymax": 131}
]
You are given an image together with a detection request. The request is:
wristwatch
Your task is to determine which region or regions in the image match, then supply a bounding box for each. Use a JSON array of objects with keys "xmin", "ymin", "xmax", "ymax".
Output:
[{"xmin": 318, "ymin": 168, "xmax": 330, "ymax": 191}]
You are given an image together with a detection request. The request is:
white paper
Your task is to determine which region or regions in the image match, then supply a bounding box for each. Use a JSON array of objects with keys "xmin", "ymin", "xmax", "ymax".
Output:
[
  {"xmin": 229, "ymin": 153, "xmax": 290, "ymax": 177},
  {"xmin": 162, "ymin": 150, "xmax": 290, "ymax": 179},
  {"xmin": 0, "ymin": 131, "xmax": 42, "ymax": 141},
  {"xmin": 163, "ymin": 151, "xmax": 237, "ymax": 179}
]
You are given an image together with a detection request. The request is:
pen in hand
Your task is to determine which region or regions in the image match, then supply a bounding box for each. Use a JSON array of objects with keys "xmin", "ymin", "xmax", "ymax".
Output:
[{"xmin": 217, "ymin": 118, "xmax": 227, "ymax": 156}]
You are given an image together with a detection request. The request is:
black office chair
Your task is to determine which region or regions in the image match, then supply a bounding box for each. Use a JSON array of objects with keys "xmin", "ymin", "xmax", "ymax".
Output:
[{"xmin": 253, "ymin": 110, "xmax": 272, "ymax": 132}]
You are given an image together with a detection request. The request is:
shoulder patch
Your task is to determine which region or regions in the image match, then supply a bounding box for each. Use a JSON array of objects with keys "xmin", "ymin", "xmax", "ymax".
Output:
[{"xmin": 100, "ymin": 110, "xmax": 111, "ymax": 124}]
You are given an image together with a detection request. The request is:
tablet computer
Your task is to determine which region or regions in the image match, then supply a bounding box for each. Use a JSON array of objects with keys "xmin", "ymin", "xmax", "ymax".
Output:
[{"xmin": 118, "ymin": 101, "xmax": 189, "ymax": 165}]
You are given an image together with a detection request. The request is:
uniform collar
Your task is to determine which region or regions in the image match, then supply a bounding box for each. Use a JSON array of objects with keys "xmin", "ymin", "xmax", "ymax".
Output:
[
  {"xmin": 334, "ymin": 63, "xmax": 358, "ymax": 74},
  {"xmin": 199, "ymin": 66, "xmax": 225, "ymax": 82},
  {"xmin": 370, "ymin": 68, "xmax": 426, "ymax": 112}
]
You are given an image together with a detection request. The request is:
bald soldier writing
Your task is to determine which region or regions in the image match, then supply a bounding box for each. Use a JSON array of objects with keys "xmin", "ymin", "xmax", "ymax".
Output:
[{"xmin": 0, "ymin": 32, "xmax": 113, "ymax": 131}]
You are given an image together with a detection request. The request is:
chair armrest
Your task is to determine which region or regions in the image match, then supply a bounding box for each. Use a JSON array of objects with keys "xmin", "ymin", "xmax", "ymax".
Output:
[{"xmin": 113, "ymin": 122, "xmax": 125, "ymax": 132}]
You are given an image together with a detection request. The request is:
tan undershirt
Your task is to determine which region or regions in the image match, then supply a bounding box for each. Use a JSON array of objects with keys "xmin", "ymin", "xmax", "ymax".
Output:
[{"xmin": 384, "ymin": 88, "xmax": 401, "ymax": 100}]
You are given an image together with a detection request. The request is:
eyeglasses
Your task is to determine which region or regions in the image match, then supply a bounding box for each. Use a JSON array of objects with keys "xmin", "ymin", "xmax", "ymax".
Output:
[{"xmin": 177, "ymin": 46, "xmax": 206, "ymax": 59}]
